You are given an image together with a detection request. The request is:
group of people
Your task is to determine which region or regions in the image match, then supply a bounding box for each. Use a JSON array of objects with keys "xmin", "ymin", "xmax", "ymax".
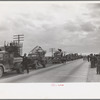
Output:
[
  {"xmin": 88, "ymin": 54, "xmax": 100, "ymax": 74},
  {"xmin": 21, "ymin": 52, "xmax": 46, "ymax": 74},
  {"xmin": 22, "ymin": 53, "xmax": 100, "ymax": 75}
]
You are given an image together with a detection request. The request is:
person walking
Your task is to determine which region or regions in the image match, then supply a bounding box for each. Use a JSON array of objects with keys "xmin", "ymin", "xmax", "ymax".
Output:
[
  {"xmin": 90, "ymin": 54, "xmax": 96, "ymax": 68},
  {"xmin": 87, "ymin": 55, "xmax": 90, "ymax": 62},
  {"xmin": 22, "ymin": 53, "xmax": 29, "ymax": 74},
  {"xmin": 96, "ymin": 55, "xmax": 100, "ymax": 74}
]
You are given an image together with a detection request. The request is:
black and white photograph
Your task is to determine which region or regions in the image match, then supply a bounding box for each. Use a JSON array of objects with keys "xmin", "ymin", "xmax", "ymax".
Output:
[{"xmin": 0, "ymin": 1, "xmax": 100, "ymax": 83}]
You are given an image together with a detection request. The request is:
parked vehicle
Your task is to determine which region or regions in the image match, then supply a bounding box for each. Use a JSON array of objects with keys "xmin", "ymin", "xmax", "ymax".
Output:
[
  {"xmin": 0, "ymin": 42, "xmax": 23, "ymax": 78},
  {"xmin": 52, "ymin": 49, "xmax": 66, "ymax": 64},
  {"xmin": 28, "ymin": 46, "xmax": 46, "ymax": 69}
]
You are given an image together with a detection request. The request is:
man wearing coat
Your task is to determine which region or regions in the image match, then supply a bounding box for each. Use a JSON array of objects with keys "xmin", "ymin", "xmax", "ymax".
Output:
[
  {"xmin": 22, "ymin": 53, "xmax": 29, "ymax": 74},
  {"xmin": 96, "ymin": 55, "xmax": 100, "ymax": 74}
]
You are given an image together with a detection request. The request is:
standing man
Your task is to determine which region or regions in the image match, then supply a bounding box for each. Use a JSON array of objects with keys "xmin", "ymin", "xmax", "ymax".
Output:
[
  {"xmin": 87, "ymin": 55, "xmax": 90, "ymax": 62},
  {"xmin": 90, "ymin": 54, "xmax": 96, "ymax": 68},
  {"xmin": 22, "ymin": 53, "xmax": 29, "ymax": 74},
  {"xmin": 96, "ymin": 55, "xmax": 100, "ymax": 74}
]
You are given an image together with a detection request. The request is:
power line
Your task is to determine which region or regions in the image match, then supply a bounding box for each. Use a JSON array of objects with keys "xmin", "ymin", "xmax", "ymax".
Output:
[{"xmin": 13, "ymin": 34, "xmax": 24, "ymax": 55}]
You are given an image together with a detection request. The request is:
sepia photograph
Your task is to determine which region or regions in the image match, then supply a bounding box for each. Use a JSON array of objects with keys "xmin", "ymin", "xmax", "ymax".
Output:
[{"xmin": 0, "ymin": 1, "xmax": 99, "ymax": 84}]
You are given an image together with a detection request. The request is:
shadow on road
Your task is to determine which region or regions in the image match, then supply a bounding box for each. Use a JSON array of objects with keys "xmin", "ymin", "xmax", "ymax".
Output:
[
  {"xmin": 2, "ymin": 71, "xmax": 20, "ymax": 79},
  {"xmin": 1, "ymin": 64, "xmax": 53, "ymax": 80}
]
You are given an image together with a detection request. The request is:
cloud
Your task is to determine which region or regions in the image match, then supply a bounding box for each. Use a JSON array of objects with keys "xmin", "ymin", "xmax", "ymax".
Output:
[
  {"xmin": 88, "ymin": 3, "xmax": 100, "ymax": 9},
  {"xmin": 87, "ymin": 4, "xmax": 100, "ymax": 19},
  {"xmin": 63, "ymin": 21, "xmax": 80, "ymax": 32},
  {"xmin": 80, "ymin": 22, "xmax": 96, "ymax": 32},
  {"xmin": 0, "ymin": 2, "xmax": 100, "ymax": 54}
]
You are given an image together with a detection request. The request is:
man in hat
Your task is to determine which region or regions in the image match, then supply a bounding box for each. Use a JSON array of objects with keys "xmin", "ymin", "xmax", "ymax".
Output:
[
  {"xmin": 96, "ymin": 55, "xmax": 100, "ymax": 74},
  {"xmin": 22, "ymin": 53, "xmax": 29, "ymax": 74},
  {"xmin": 90, "ymin": 54, "xmax": 97, "ymax": 68}
]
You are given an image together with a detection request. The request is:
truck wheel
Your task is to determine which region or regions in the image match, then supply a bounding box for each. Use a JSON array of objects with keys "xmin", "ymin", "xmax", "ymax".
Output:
[
  {"xmin": 42, "ymin": 63, "xmax": 46, "ymax": 68},
  {"xmin": 16, "ymin": 67, "xmax": 24, "ymax": 74},
  {"xmin": 0, "ymin": 67, "xmax": 3, "ymax": 78},
  {"xmin": 35, "ymin": 62, "xmax": 38, "ymax": 69},
  {"xmin": 35, "ymin": 64, "xmax": 38, "ymax": 69},
  {"xmin": 16, "ymin": 69, "xmax": 20, "ymax": 74},
  {"xmin": 32, "ymin": 64, "xmax": 35, "ymax": 69},
  {"xmin": 43, "ymin": 65, "xmax": 46, "ymax": 68}
]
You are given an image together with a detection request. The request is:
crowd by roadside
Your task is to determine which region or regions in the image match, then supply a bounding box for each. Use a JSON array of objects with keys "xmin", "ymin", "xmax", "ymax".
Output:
[{"xmin": 86, "ymin": 54, "xmax": 100, "ymax": 82}]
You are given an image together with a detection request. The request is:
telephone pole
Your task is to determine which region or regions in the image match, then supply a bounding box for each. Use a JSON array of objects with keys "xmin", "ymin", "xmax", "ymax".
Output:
[
  {"xmin": 13, "ymin": 34, "xmax": 24, "ymax": 55},
  {"xmin": 49, "ymin": 48, "xmax": 55, "ymax": 57}
]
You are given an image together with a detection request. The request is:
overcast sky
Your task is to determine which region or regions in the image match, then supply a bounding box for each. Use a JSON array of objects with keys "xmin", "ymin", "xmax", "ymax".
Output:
[{"xmin": 0, "ymin": 2, "xmax": 100, "ymax": 55}]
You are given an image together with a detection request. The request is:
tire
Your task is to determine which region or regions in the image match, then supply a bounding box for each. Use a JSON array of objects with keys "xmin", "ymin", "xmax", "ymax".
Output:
[
  {"xmin": 35, "ymin": 64, "xmax": 38, "ymax": 69},
  {"xmin": 42, "ymin": 63, "xmax": 46, "ymax": 68},
  {"xmin": 35, "ymin": 61, "xmax": 39, "ymax": 69},
  {"xmin": 32, "ymin": 64, "xmax": 36, "ymax": 69},
  {"xmin": 16, "ymin": 67, "xmax": 24, "ymax": 74},
  {"xmin": 16, "ymin": 64, "xmax": 24, "ymax": 74},
  {"xmin": 0, "ymin": 67, "xmax": 3, "ymax": 78},
  {"xmin": 16, "ymin": 69, "xmax": 20, "ymax": 74}
]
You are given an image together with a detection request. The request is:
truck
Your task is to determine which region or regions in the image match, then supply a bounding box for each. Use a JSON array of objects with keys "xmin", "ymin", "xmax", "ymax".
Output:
[
  {"xmin": 52, "ymin": 49, "xmax": 66, "ymax": 64},
  {"xmin": 0, "ymin": 42, "xmax": 23, "ymax": 78},
  {"xmin": 27, "ymin": 46, "xmax": 47, "ymax": 69}
]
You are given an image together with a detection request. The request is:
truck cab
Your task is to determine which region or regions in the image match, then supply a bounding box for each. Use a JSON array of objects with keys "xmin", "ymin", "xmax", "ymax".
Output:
[{"xmin": 0, "ymin": 51, "xmax": 23, "ymax": 78}]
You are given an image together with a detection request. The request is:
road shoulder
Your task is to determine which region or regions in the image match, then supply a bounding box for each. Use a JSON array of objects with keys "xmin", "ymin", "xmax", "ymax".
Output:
[{"xmin": 87, "ymin": 63, "xmax": 100, "ymax": 82}]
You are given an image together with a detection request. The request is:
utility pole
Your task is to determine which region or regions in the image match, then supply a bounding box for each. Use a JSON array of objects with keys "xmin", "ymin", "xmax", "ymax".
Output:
[
  {"xmin": 63, "ymin": 51, "xmax": 66, "ymax": 56},
  {"xmin": 13, "ymin": 34, "xmax": 24, "ymax": 56},
  {"xmin": 49, "ymin": 48, "xmax": 55, "ymax": 57}
]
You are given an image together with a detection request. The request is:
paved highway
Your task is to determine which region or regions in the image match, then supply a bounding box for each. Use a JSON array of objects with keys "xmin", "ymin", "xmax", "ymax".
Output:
[{"xmin": 0, "ymin": 59, "xmax": 90, "ymax": 83}]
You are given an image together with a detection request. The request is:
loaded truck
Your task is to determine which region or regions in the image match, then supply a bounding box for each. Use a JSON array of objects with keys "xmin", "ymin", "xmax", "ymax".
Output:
[
  {"xmin": 52, "ymin": 49, "xmax": 66, "ymax": 64},
  {"xmin": 27, "ymin": 46, "xmax": 46, "ymax": 69},
  {"xmin": 0, "ymin": 42, "xmax": 23, "ymax": 78}
]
